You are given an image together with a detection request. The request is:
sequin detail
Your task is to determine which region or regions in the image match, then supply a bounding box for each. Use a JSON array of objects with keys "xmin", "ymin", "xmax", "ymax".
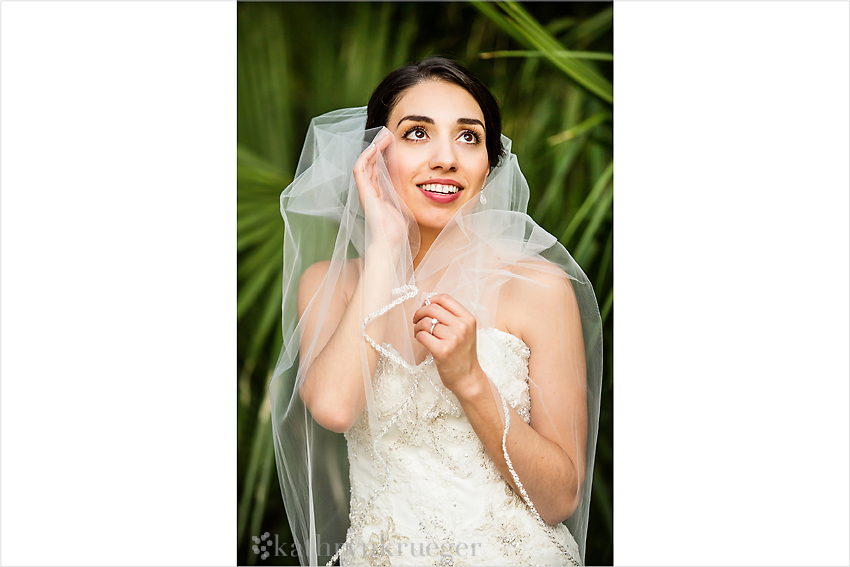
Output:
[
  {"xmin": 501, "ymin": 396, "xmax": 580, "ymax": 566},
  {"xmin": 334, "ymin": 289, "xmax": 581, "ymax": 566}
]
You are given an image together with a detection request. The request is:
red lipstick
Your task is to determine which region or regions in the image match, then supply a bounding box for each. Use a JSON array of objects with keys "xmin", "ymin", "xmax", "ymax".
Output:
[{"xmin": 417, "ymin": 178, "xmax": 464, "ymax": 204}]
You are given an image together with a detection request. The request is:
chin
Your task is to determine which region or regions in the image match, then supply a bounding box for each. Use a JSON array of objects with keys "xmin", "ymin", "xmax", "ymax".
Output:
[
  {"xmin": 413, "ymin": 209, "xmax": 457, "ymax": 231},
  {"xmin": 417, "ymin": 200, "xmax": 471, "ymax": 224},
  {"xmin": 414, "ymin": 217, "xmax": 449, "ymax": 233}
]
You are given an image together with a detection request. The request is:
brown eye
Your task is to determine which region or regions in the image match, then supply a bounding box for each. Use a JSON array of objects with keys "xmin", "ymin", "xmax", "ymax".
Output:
[
  {"xmin": 403, "ymin": 126, "xmax": 428, "ymax": 141},
  {"xmin": 460, "ymin": 131, "xmax": 480, "ymax": 144}
]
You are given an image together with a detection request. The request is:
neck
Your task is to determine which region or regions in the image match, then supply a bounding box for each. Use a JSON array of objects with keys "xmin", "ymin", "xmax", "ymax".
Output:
[{"xmin": 412, "ymin": 225, "xmax": 440, "ymax": 271}]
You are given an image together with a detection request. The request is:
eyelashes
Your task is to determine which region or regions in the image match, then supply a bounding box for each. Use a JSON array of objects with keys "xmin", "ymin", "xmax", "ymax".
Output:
[
  {"xmin": 460, "ymin": 130, "xmax": 482, "ymax": 144},
  {"xmin": 401, "ymin": 126, "xmax": 428, "ymax": 141},
  {"xmin": 401, "ymin": 125, "xmax": 482, "ymax": 145}
]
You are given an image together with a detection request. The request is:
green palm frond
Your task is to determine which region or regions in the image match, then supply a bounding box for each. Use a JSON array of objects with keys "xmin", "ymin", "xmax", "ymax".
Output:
[
  {"xmin": 479, "ymin": 49, "xmax": 613, "ymax": 62},
  {"xmin": 238, "ymin": 3, "xmax": 613, "ymax": 564},
  {"xmin": 472, "ymin": 1, "xmax": 613, "ymax": 103}
]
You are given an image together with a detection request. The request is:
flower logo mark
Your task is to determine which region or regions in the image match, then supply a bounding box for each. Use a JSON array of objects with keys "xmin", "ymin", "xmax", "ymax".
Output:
[{"xmin": 251, "ymin": 532, "xmax": 271, "ymax": 560}]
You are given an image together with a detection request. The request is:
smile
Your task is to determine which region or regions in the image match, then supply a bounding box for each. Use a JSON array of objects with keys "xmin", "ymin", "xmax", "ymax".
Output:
[
  {"xmin": 417, "ymin": 182, "xmax": 464, "ymax": 204},
  {"xmin": 418, "ymin": 183, "xmax": 461, "ymax": 195}
]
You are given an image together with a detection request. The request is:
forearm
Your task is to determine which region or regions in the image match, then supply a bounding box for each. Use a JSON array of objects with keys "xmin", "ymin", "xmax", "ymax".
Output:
[
  {"xmin": 299, "ymin": 245, "xmax": 401, "ymax": 432},
  {"xmin": 454, "ymin": 366, "xmax": 580, "ymax": 524}
]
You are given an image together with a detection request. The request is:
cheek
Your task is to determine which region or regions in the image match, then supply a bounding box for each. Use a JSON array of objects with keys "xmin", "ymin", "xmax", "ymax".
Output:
[
  {"xmin": 383, "ymin": 147, "xmax": 408, "ymax": 191},
  {"xmin": 461, "ymin": 146, "xmax": 489, "ymax": 173},
  {"xmin": 392, "ymin": 150, "xmax": 422, "ymax": 186},
  {"xmin": 469, "ymin": 156, "xmax": 490, "ymax": 186}
]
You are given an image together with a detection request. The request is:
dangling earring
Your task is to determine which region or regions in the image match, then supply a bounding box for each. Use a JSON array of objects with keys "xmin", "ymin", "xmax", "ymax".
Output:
[{"xmin": 479, "ymin": 186, "xmax": 487, "ymax": 205}]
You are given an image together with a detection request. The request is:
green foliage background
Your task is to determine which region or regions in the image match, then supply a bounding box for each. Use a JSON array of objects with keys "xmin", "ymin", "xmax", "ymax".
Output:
[{"xmin": 237, "ymin": 2, "xmax": 613, "ymax": 564}]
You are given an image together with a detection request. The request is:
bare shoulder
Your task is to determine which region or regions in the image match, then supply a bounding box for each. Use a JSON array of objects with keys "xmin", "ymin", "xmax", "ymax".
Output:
[
  {"xmin": 510, "ymin": 260, "xmax": 569, "ymax": 285},
  {"xmin": 503, "ymin": 260, "xmax": 572, "ymax": 300},
  {"xmin": 296, "ymin": 257, "xmax": 363, "ymax": 317},
  {"xmin": 299, "ymin": 257, "xmax": 361, "ymax": 286},
  {"xmin": 499, "ymin": 260, "xmax": 576, "ymax": 343}
]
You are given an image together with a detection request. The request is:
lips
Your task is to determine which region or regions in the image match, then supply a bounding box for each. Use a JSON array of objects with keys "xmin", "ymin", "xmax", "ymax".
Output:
[
  {"xmin": 416, "ymin": 179, "xmax": 464, "ymax": 203},
  {"xmin": 419, "ymin": 183, "xmax": 460, "ymax": 195}
]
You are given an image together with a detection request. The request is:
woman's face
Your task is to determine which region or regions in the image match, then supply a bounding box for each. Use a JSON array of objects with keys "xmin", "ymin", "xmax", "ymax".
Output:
[{"xmin": 384, "ymin": 80, "xmax": 491, "ymax": 233}]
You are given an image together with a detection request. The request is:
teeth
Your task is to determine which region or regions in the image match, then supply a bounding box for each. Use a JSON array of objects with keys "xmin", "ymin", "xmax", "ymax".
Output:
[{"xmin": 419, "ymin": 183, "xmax": 459, "ymax": 194}]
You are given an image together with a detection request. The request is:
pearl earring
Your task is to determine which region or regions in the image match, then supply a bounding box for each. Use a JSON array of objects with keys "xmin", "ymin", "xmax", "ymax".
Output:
[{"xmin": 479, "ymin": 187, "xmax": 487, "ymax": 205}]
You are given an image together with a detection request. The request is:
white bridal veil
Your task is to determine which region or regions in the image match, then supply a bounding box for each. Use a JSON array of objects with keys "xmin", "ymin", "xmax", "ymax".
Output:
[{"xmin": 269, "ymin": 107, "xmax": 603, "ymax": 565}]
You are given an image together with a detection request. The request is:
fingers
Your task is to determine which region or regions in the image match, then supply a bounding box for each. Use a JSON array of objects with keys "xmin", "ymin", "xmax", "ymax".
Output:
[
  {"xmin": 414, "ymin": 327, "xmax": 440, "ymax": 350},
  {"xmin": 413, "ymin": 311, "xmax": 452, "ymax": 340},
  {"xmin": 353, "ymin": 148, "xmax": 380, "ymax": 202},
  {"xmin": 357, "ymin": 128, "xmax": 392, "ymax": 168},
  {"xmin": 412, "ymin": 297, "xmax": 477, "ymax": 361},
  {"xmin": 412, "ymin": 302, "xmax": 455, "ymax": 328},
  {"xmin": 426, "ymin": 294, "xmax": 472, "ymax": 320},
  {"xmin": 374, "ymin": 127, "xmax": 393, "ymax": 151},
  {"xmin": 354, "ymin": 145, "xmax": 373, "ymax": 173},
  {"xmin": 413, "ymin": 316, "xmax": 441, "ymax": 339},
  {"xmin": 353, "ymin": 128, "xmax": 394, "ymax": 198}
]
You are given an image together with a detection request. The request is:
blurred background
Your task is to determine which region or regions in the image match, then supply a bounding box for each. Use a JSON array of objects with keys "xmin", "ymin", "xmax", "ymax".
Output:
[{"xmin": 237, "ymin": 2, "xmax": 612, "ymax": 564}]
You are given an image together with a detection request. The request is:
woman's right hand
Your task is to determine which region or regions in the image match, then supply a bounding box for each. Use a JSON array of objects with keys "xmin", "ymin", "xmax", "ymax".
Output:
[{"xmin": 353, "ymin": 128, "xmax": 408, "ymax": 252}]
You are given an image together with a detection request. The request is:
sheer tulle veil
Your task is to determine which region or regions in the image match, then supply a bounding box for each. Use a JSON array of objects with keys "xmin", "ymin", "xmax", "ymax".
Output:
[{"xmin": 269, "ymin": 106, "xmax": 603, "ymax": 565}]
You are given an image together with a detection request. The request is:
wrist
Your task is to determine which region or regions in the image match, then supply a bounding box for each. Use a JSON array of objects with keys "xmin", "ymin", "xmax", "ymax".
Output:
[
  {"xmin": 450, "ymin": 364, "xmax": 491, "ymax": 404},
  {"xmin": 366, "ymin": 243, "xmax": 401, "ymax": 264}
]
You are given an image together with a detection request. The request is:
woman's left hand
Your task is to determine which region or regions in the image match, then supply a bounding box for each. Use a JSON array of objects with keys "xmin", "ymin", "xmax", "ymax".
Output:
[{"xmin": 413, "ymin": 294, "xmax": 483, "ymax": 396}]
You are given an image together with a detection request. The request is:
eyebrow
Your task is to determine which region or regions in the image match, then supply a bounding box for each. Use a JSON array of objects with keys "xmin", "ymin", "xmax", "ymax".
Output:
[
  {"xmin": 457, "ymin": 118, "xmax": 485, "ymax": 129},
  {"xmin": 396, "ymin": 115, "xmax": 485, "ymax": 130},
  {"xmin": 397, "ymin": 115, "xmax": 434, "ymax": 127}
]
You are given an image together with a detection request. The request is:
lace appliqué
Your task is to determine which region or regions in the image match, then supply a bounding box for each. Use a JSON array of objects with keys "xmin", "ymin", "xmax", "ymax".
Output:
[
  {"xmin": 333, "ymin": 287, "xmax": 580, "ymax": 566},
  {"xmin": 500, "ymin": 395, "xmax": 580, "ymax": 566}
]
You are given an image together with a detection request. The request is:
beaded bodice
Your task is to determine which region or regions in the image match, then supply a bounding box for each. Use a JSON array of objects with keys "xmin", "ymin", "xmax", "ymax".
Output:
[{"xmin": 340, "ymin": 327, "xmax": 581, "ymax": 566}]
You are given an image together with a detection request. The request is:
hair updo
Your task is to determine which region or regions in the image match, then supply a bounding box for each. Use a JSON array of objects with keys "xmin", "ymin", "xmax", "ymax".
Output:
[{"xmin": 366, "ymin": 56, "xmax": 506, "ymax": 169}]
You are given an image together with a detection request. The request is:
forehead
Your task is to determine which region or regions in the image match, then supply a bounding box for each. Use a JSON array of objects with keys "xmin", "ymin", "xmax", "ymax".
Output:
[{"xmin": 389, "ymin": 80, "xmax": 484, "ymax": 127}]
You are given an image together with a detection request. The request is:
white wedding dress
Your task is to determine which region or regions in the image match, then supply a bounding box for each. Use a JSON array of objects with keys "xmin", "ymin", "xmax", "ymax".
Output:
[{"xmin": 340, "ymin": 327, "xmax": 581, "ymax": 566}]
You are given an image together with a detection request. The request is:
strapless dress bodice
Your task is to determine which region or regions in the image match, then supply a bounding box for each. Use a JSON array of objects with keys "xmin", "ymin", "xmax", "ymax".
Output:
[{"xmin": 340, "ymin": 328, "xmax": 581, "ymax": 566}]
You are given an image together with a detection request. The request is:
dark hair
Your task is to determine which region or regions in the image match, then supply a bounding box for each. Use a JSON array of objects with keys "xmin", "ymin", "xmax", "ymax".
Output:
[{"xmin": 366, "ymin": 56, "xmax": 505, "ymax": 169}]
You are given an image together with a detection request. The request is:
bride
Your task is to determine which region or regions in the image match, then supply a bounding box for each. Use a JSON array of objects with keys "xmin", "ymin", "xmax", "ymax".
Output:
[{"xmin": 270, "ymin": 57, "xmax": 603, "ymax": 566}]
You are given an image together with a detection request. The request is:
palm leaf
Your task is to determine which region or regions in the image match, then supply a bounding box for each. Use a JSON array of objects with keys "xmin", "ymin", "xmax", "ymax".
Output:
[
  {"xmin": 237, "ymin": 3, "xmax": 614, "ymax": 564},
  {"xmin": 479, "ymin": 49, "xmax": 613, "ymax": 62},
  {"xmin": 473, "ymin": 1, "xmax": 613, "ymax": 104}
]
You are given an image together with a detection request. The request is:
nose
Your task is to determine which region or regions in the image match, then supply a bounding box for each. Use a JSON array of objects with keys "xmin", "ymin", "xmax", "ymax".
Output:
[{"xmin": 428, "ymin": 136, "xmax": 458, "ymax": 171}]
